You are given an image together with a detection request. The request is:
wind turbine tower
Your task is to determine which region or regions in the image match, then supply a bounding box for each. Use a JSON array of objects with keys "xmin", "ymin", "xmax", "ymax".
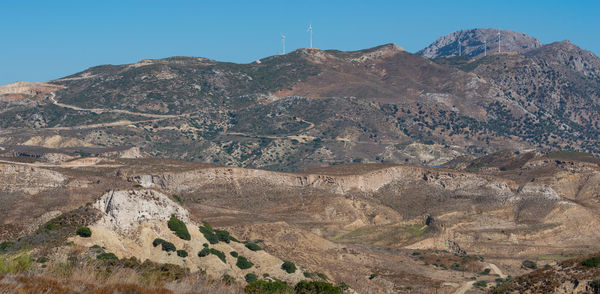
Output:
[
  {"xmin": 308, "ymin": 24, "xmax": 313, "ymax": 48},
  {"xmin": 281, "ymin": 34, "xmax": 286, "ymax": 55},
  {"xmin": 497, "ymin": 31, "xmax": 501, "ymax": 53},
  {"xmin": 483, "ymin": 39, "xmax": 487, "ymax": 56}
]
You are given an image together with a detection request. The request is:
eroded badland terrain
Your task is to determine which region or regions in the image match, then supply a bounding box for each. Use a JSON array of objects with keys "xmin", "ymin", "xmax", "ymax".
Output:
[{"xmin": 1, "ymin": 28, "xmax": 600, "ymax": 293}]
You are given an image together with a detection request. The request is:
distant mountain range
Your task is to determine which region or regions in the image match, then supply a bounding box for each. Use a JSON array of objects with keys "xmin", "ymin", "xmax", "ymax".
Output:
[{"xmin": 1, "ymin": 28, "xmax": 599, "ymax": 171}]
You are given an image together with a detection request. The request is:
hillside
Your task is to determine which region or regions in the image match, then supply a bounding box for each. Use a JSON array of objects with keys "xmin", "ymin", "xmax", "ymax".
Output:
[
  {"xmin": 0, "ymin": 29, "xmax": 599, "ymax": 173},
  {"xmin": 0, "ymin": 150, "xmax": 600, "ymax": 293}
]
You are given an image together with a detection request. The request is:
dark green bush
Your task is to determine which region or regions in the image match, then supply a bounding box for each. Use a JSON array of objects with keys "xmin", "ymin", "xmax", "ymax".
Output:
[
  {"xmin": 245, "ymin": 280, "xmax": 293, "ymax": 294},
  {"xmin": 76, "ymin": 227, "xmax": 92, "ymax": 238},
  {"xmin": 369, "ymin": 273, "xmax": 377, "ymax": 280},
  {"xmin": 36, "ymin": 256, "xmax": 49, "ymax": 263},
  {"xmin": 168, "ymin": 215, "xmax": 190, "ymax": 240},
  {"xmin": 481, "ymin": 268, "xmax": 491, "ymax": 275},
  {"xmin": 236, "ymin": 256, "xmax": 254, "ymax": 269},
  {"xmin": 230, "ymin": 251, "xmax": 239, "ymax": 257},
  {"xmin": 161, "ymin": 241, "xmax": 176, "ymax": 252},
  {"xmin": 197, "ymin": 248, "xmax": 226, "ymax": 263},
  {"xmin": 521, "ymin": 260, "xmax": 537, "ymax": 269},
  {"xmin": 303, "ymin": 271, "xmax": 313, "ymax": 278},
  {"xmin": 245, "ymin": 273, "xmax": 258, "ymax": 283},
  {"xmin": 153, "ymin": 238, "xmax": 166, "ymax": 247},
  {"xmin": 97, "ymin": 252, "xmax": 119, "ymax": 261},
  {"xmin": 177, "ymin": 250, "xmax": 188, "ymax": 257},
  {"xmin": 474, "ymin": 280, "xmax": 488, "ymax": 288},
  {"xmin": 198, "ymin": 248, "xmax": 210, "ymax": 257},
  {"xmin": 245, "ymin": 243, "xmax": 262, "ymax": 251},
  {"xmin": 0, "ymin": 241, "xmax": 14, "ymax": 252},
  {"xmin": 338, "ymin": 282, "xmax": 350, "ymax": 291},
  {"xmin": 294, "ymin": 281, "xmax": 342, "ymax": 294},
  {"xmin": 281, "ymin": 261, "xmax": 296, "ymax": 273},
  {"xmin": 317, "ymin": 272, "xmax": 328, "ymax": 280},
  {"xmin": 172, "ymin": 194, "xmax": 183, "ymax": 203},
  {"xmin": 199, "ymin": 225, "xmax": 218, "ymax": 244},
  {"xmin": 215, "ymin": 229, "xmax": 235, "ymax": 243},
  {"xmin": 582, "ymin": 256, "xmax": 600, "ymax": 268}
]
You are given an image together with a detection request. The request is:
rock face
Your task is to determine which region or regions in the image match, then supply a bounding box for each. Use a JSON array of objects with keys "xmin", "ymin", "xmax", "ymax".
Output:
[
  {"xmin": 92, "ymin": 189, "xmax": 189, "ymax": 233},
  {"xmin": 417, "ymin": 28, "xmax": 542, "ymax": 58},
  {"xmin": 0, "ymin": 163, "xmax": 66, "ymax": 194}
]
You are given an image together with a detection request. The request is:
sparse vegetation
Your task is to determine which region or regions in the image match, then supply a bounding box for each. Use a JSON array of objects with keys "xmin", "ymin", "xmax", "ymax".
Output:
[
  {"xmin": 76, "ymin": 227, "xmax": 92, "ymax": 238},
  {"xmin": 316, "ymin": 272, "xmax": 328, "ymax": 280},
  {"xmin": 0, "ymin": 254, "xmax": 33, "ymax": 274},
  {"xmin": 167, "ymin": 214, "xmax": 190, "ymax": 240},
  {"xmin": 281, "ymin": 261, "xmax": 296, "ymax": 273}
]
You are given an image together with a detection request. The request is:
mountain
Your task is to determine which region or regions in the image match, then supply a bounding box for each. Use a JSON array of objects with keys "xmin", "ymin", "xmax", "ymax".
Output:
[
  {"xmin": 0, "ymin": 30, "xmax": 599, "ymax": 172},
  {"xmin": 417, "ymin": 28, "xmax": 542, "ymax": 58}
]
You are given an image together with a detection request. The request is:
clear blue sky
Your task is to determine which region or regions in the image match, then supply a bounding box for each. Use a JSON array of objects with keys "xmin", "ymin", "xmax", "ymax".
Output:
[{"xmin": 1, "ymin": 0, "xmax": 599, "ymax": 85}]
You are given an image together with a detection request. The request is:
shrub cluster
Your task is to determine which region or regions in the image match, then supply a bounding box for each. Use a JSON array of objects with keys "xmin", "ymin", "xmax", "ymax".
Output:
[
  {"xmin": 582, "ymin": 256, "xmax": 600, "ymax": 268},
  {"xmin": 198, "ymin": 221, "xmax": 238, "ymax": 244},
  {"xmin": 152, "ymin": 238, "xmax": 176, "ymax": 252},
  {"xmin": 236, "ymin": 256, "xmax": 254, "ymax": 270},
  {"xmin": 76, "ymin": 227, "xmax": 92, "ymax": 238},
  {"xmin": 176, "ymin": 250, "xmax": 188, "ymax": 258},
  {"xmin": 281, "ymin": 261, "xmax": 296, "ymax": 274},
  {"xmin": 245, "ymin": 273, "xmax": 258, "ymax": 283},
  {"xmin": 198, "ymin": 247, "xmax": 226, "ymax": 263},
  {"xmin": 521, "ymin": 260, "xmax": 537, "ymax": 269},
  {"xmin": 168, "ymin": 215, "xmax": 191, "ymax": 240},
  {"xmin": 245, "ymin": 280, "xmax": 342, "ymax": 294},
  {"xmin": 97, "ymin": 253, "xmax": 119, "ymax": 261},
  {"xmin": 245, "ymin": 242, "xmax": 262, "ymax": 251},
  {"xmin": 230, "ymin": 251, "xmax": 239, "ymax": 257}
]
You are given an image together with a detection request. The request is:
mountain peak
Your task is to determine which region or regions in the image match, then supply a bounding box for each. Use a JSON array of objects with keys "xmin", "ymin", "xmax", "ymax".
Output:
[{"xmin": 417, "ymin": 28, "xmax": 542, "ymax": 59}]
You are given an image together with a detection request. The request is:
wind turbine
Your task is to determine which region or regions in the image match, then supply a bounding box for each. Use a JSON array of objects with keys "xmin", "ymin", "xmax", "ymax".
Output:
[
  {"xmin": 483, "ymin": 39, "xmax": 487, "ymax": 56},
  {"xmin": 307, "ymin": 24, "xmax": 313, "ymax": 48},
  {"xmin": 281, "ymin": 34, "xmax": 286, "ymax": 55},
  {"xmin": 497, "ymin": 31, "xmax": 501, "ymax": 53}
]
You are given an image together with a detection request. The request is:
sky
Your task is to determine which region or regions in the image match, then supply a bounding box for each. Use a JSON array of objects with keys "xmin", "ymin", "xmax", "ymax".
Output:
[{"xmin": 1, "ymin": 0, "xmax": 599, "ymax": 85}]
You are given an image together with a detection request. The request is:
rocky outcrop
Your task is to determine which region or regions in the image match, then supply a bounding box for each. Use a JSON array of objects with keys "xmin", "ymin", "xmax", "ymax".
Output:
[
  {"xmin": 0, "ymin": 163, "xmax": 66, "ymax": 194},
  {"xmin": 417, "ymin": 28, "xmax": 542, "ymax": 58}
]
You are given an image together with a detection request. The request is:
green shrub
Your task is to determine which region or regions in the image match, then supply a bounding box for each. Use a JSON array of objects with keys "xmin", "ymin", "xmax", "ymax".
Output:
[
  {"xmin": 245, "ymin": 273, "xmax": 258, "ymax": 283},
  {"xmin": 521, "ymin": 260, "xmax": 537, "ymax": 269},
  {"xmin": 199, "ymin": 225, "xmax": 218, "ymax": 244},
  {"xmin": 369, "ymin": 273, "xmax": 377, "ymax": 280},
  {"xmin": 338, "ymin": 282, "xmax": 350, "ymax": 291},
  {"xmin": 582, "ymin": 256, "xmax": 600, "ymax": 268},
  {"xmin": 36, "ymin": 256, "xmax": 49, "ymax": 263},
  {"xmin": 172, "ymin": 194, "xmax": 183, "ymax": 203},
  {"xmin": 76, "ymin": 227, "xmax": 92, "ymax": 238},
  {"xmin": 177, "ymin": 250, "xmax": 188, "ymax": 257},
  {"xmin": 230, "ymin": 251, "xmax": 239, "ymax": 257},
  {"xmin": 281, "ymin": 261, "xmax": 296, "ymax": 273},
  {"xmin": 317, "ymin": 272, "xmax": 329, "ymax": 280},
  {"xmin": 481, "ymin": 268, "xmax": 491, "ymax": 275},
  {"xmin": 215, "ymin": 229, "xmax": 236, "ymax": 243},
  {"xmin": 97, "ymin": 253, "xmax": 119, "ymax": 261},
  {"xmin": 90, "ymin": 244, "xmax": 102, "ymax": 249},
  {"xmin": 153, "ymin": 238, "xmax": 166, "ymax": 247},
  {"xmin": 245, "ymin": 242, "xmax": 262, "ymax": 251},
  {"xmin": 161, "ymin": 241, "xmax": 176, "ymax": 252},
  {"xmin": 245, "ymin": 280, "xmax": 294, "ymax": 294},
  {"xmin": 198, "ymin": 248, "xmax": 210, "ymax": 257},
  {"xmin": 236, "ymin": 256, "xmax": 254, "ymax": 269},
  {"xmin": 197, "ymin": 248, "xmax": 226, "ymax": 263},
  {"xmin": 474, "ymin": 280, "xmax": 488, "ymax": 288},
  {"xmin": 0, "ymin": 255, "xmax": 34, "ymax": 274},
  {"xmin": 303, "ymin": 271, "xmax": 313, "ymax": 278},
  {"xmin": 294, "ymin": 281, "xmax": 342, "ymax": 294},
  {"xmin": 168, "ymin": 215, "xmax": 190, "ymax": 240},
  {"xmin": 0, "ymin": 241, "xmax": 14, "ymax": 252}
]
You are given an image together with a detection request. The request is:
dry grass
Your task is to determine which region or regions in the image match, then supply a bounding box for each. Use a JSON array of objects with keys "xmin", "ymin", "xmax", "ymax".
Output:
[{"xmin": 0, "ymin": 261, "xmax": 242, "ymax": 294}]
